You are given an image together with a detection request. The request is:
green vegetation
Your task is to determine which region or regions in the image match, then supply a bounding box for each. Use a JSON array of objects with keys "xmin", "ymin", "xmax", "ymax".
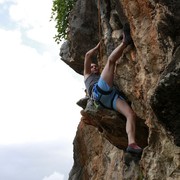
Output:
[{"xmin": 51, "ymin": 0, "xmax": 76, "ymax": 43}]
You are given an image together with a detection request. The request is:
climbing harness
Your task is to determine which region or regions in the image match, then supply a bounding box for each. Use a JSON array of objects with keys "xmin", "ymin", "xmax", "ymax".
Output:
[{"xmin": 91, "ymin": 83, "xmax": 118, "ymax": 110}]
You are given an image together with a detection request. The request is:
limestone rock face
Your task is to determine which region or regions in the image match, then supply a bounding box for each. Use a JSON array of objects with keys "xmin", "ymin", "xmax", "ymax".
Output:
[
  {"xmin": 79, "ymin": 99, "xmax": 148, "ymax": 150},
  {"xmin": 60, "ymin": 0, "xmax": 180, "ymax": 179},
  {"xmin": 60, "ymin": 0, "xmax": 99, "ymax": 74}
]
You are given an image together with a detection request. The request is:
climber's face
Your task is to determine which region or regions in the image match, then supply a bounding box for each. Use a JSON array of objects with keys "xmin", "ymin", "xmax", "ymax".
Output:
[{"xmin": 91, "ymin": 63, "xmax": 99, "ymax": 74}]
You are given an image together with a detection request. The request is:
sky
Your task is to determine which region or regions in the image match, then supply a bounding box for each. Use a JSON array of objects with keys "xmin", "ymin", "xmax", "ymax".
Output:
[{"xmin": 0, "ymin": 0, "xmax": 85, "ymax": 180}]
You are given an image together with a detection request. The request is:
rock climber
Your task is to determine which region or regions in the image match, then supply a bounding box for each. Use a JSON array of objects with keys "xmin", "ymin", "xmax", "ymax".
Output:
[{"xmin": 83, "ymin": 24, "xmax": 142, "ymax": 154}]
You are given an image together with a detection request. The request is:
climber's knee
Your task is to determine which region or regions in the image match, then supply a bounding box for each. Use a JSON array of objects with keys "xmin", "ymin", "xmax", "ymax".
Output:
[{"xmin": 116, "ymin": 98, "xmax": 136, "ymax": 120}]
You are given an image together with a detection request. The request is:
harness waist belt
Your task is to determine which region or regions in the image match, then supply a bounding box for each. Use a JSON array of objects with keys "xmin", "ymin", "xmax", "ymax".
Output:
[{"xmin": 96, "ymin": 85, "xmax": 113, "ymax": 95}]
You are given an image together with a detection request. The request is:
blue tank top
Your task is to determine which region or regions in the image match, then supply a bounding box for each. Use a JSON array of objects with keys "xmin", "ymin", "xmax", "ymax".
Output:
[{"xmin": 84, "ymin": 73, "xmax": 100, "ymax": 96}]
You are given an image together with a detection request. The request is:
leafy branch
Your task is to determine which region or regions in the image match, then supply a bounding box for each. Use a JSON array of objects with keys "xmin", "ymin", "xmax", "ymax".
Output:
[{"xmin": 51, "ymin": 0, "xmax": 76, "ymax": 44}]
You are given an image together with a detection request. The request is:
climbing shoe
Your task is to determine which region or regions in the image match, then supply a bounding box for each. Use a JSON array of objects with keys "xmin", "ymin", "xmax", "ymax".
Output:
[
  {"xmin": 126, "ymin": 143, "xmax": 142, "ymax": 155},
  {"xmin": 122, "ymin": 23, "xmax": 133, "ymax": 46}
]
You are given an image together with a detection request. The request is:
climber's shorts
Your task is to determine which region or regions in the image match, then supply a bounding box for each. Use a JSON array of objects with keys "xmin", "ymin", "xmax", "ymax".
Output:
[{"xmin": 92, "ymin": 77, "xmax": 124, "ymax": 110}]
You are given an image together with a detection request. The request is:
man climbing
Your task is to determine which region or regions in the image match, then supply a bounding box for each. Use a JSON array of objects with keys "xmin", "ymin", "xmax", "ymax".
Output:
[{"xmin": 83, "ymin": 24, "xmax": 142, "ymax": 155}]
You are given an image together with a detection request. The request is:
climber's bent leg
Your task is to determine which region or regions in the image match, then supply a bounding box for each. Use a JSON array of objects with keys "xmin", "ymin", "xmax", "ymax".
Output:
[
  {"xmin": 115, "ymin": 98, "xmax": 142, "ymax": 155},
  {"xmin": 116, "ymin": 98, "xmax": 142, "ymax": 153},
  {"xmin": 115, "ymin": 98, "xmax": 136, "ymax": 143},
  {"xmin": 100, "ymin": 42, "xmax": 126, "ymax": 87}
]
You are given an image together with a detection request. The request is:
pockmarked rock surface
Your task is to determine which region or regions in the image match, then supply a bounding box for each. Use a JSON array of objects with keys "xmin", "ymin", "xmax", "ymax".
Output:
[{"xmin": 59, "ymin": 0, "xmax": 180, "ymax": 179}]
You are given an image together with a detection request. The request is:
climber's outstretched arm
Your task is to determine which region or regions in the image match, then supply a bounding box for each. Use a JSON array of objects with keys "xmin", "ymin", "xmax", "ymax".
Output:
[{"xmin": 84, "ymin": 42, "xmax": 100, "ymax": 79}]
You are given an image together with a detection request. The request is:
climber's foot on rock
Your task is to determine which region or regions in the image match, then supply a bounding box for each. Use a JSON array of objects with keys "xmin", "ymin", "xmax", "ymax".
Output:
[{"xmin": 126, "ymin": 143, "xmax": 142, "ymax": 155}]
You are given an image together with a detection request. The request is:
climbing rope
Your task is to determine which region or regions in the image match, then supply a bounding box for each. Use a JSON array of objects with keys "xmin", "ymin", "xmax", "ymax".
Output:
[
  {"xmin": 98, "ymin": 0, "xmax": 101, "ymax": 41},
  {"xmin": 98, "ymin": 0, "xmax": 102, "ymax": 62}
]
